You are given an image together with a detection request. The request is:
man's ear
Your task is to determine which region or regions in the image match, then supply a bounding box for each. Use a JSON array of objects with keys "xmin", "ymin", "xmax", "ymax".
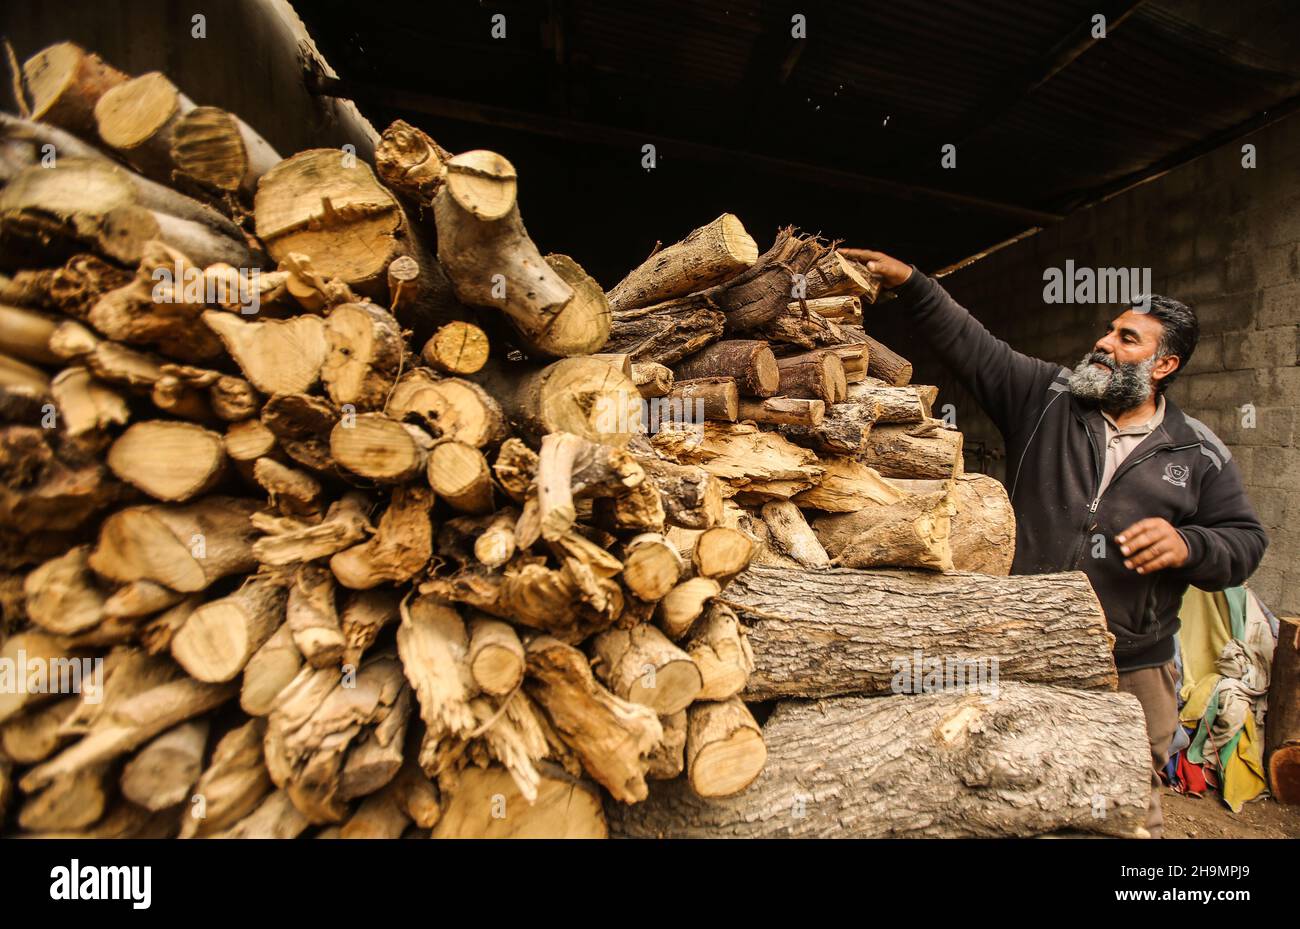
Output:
[{"xmin": 1152, "ymin": 353, "xmax": 1180, "ymax": 385}]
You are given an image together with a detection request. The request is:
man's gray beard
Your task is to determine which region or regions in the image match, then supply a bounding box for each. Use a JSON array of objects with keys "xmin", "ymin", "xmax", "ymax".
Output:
[{"xmin": 1067, "ymin": 352, "xmax": 1157, "ymax": 411}]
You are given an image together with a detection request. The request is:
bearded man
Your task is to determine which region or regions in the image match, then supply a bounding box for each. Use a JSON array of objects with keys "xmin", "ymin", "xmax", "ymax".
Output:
[{"xmin": 844, "ymin": 249, "xmax": 1267, "ymax": 838}]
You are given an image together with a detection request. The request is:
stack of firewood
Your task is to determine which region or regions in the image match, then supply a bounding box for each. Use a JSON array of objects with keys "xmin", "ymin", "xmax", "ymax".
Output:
[{"xmin": 0, "ymin": 42, "xmax": 1152, "ymax": 840}]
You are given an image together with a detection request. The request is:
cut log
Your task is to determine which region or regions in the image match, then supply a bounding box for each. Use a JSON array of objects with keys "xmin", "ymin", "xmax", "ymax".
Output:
[
  {"xmin": 862, "ymin": 419, "xmax": 963, "ymax": 479},
  {"xmin": 0, "ymin": 302, "xmax": 60, "ymax": 365},
  {"xmin": 213, "ymin": 789, "xmax": 308, "ymax": 839},
  {"xmin": 1267, "ymin": 615, "xmax": 1300, "ymax": 805},
  {"xmin": 790, "ymin": 295, "xmax": 861, "ymax": 319},
  {"xmin": 203, "ymin": 311, "xmax": 328, "ymax": 397},
  {"xmin": 103, "ymin": 580, "xmax": 183, "ymax": 620},
  {"xmin": 1, "ymin": 698, "xmax": 76, "ymax": 765},
  {"xmin": 374, "ymin": 119, "xmax": 450, "ymax": 204},
  {"xmin": 652, "ymin": 422, "xmax": 824, "ymax": 503},
  {"xmin": 253, "ymin": 458, "xmax": 322, "ymax": 517},
  {"xmin": 845, "ymin": 382, "xmax": 929, "ymax": 423},
  {"xmin": 684, "ymin": 696, "xmax": 766, "ymax": 798},
  {"xmin": 737, "ymin": 396, "xmax": 824, "ymax": 427},
  {"xmin": 608, "ymin": 684, "xmax": 1149, "ymax": 838},
  {"xmin": 473, "ymin": 510, "xmax": 518, "ymax": 569},
  {"xmin": 813, "ymin": 488, "xmax": 954, "ymax": 571},
  {"xmin": 838, "ymin": 328, "xmax": 912, "ymax": 385},
  {"xmin": 89, "ymin": 497, "xmax": 260, "ymax": 593},
  {"xmin": 775, "ymin": 350, "xmax": 845, "ymax": 403},
  {"xmin": 889, "ymin": 474, "xmax": 1015, "ymax": 574},
  {"xmin": 724, "ymin": 564, "xmax": 1118, "ymax": 699},
  {"xmin": 396, "ymin": 597, "xmax": 476, "ymax": 777},
  {"xmin": 656, "ymin": 576, "xmax": 721, "ymax": 640},
  {"xmin": 631, "ymin": 362, "xmax": 674, "ymax": 398},
  {"xmin": 605, "ymin": 294, "xmax": 725, "ymax": 366},
  {"xmin": 18, "ymin": 768, "xmax": 109, "ymax": 832},
  {"xmin": 287, "ymin": 564, "xmax": 346, "ymax": 669},
  {"xmin": 330, "ymin": 413, "xmax": 433, "ymax": 483},
  {"xmin": 621, "ymin": 533, "xmax": 684, "ymax": 601},
  {"xmin": 171, "ymin": 575, "xmax": 288, "ymax": 682},
  {"xmin": 779, "ymin": 395, "xmax": 880, "ymax": 455},
  {"xmin": 667, "ymin": 377, "xmax": 738, "ymax": 422},
  {"xmin": 320, "ymin": 302, "xmax": 405, "ymax": 411},
  {"xmin": 170, "ymin": 105, "xmax": 281, "ymax": 196},
  {"xmin": 717, "ymin": 228, "xmax": 827, "ymax": 332},
  {"xmin": 691, "ymin": 526, "xmax": 755, "ymax": 581},
  {"xmin": 106, "ymin": 420, "xmax": 225, "ymax": 502},
  {"xmin": 608, "ymin": 213, "xmax": 758, "ymax": 312},
  {"xmin": 0, "ymin": 632, "xmax": 88, "ymax": 724},
  {"xmin": 476, "ymin": 356, "xmax": 640, "ymax": 447},
  {"xmin": 427, "ymin": 440, "xmax": 494, "ymax": 514},
  {"xmin": 23, "ymin": 545, "xmax": 106, "ymax": 636},
  {"xmin": 761, "ymin": 501, "xmax": 830, "ymax": 568},
  {"xmin": 329, "ymin": 485, "xmax": 432, "ymax": 589},
  {"xmin": 120, "ymin": 719, "xmax": 208, "ymax": 811},
  {"xmin": 240, "ymin": 623, "xmax": 303, "ymax": 717},
  {"xmin": 252, "ymin": 492, "xmax": 371, "ymax": 567},
  {"xmin": 645, "ymin": 710, "xmax": 687, "ymax": 780},
  {"xmin": 791, "ymin": 456, "xmax": 899, "ymax": 513},
  {"xmin": 93, "ymin": 72, "xmax": 195, "ymax": 180},
  {"xmin": 803, "ymin": 250, "xmax": 880, "ymax": 301},
  {"xmin": 422, "ymin": 321, "xmax": 489, "ymax": 375},
  {"xmin": 387, "ymin": 370, "xmax": 507, "ymax": 450},
  {"xmin": 589, "ymin": 624, "xmax": 702, "ymax": 715},
  {"xmin": 467, "ymin": 615, "xmax": 526, "ymax": 696},
  {"xmin": 673, "ymin": 340, "xmax": 778, "ymax": 398},
  {"xmin": 23, "ymin": 43, "xmax": 129, "ymax": 139},
  {"xmin": 524, "ymin": 635, "xmax": 662, "ymax": 803},
  {"xmin": 684, "ymin": 603, "xmax": 754, "ymax": 701},
  {"xmin": 432, "ymin": 763, "xmax": 607, "ymax": 838},
  {"xmin": 179, "ymin": 718, "xmax": 271, "ymax": 838}
]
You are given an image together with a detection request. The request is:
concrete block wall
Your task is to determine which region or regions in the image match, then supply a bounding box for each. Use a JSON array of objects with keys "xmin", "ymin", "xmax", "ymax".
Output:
[{"xmin": 871, "ymin": 112, "xmax": 1300, "ymax": 613}]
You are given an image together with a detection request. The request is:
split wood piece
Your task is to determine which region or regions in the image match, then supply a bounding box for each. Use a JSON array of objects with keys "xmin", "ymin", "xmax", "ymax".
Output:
[
  {"xmin": 775, "ymin": 350, "xmax": 845, "ymax": 403},
  {"xmin": 213, "ymin": 789, "xmax": 309, "ymax": 839},
  {"xmin": 102, "ymin": 580, "xmax": 182, "ymax": 620},
  {"xmin": 179, "ymin": 718, "xmax": 271, "ymax": 838},
  {"xmin": 692, "ymin": 526, "xmax": 756, "ymax": 582},
  {"xmin": 761, "ymin": 501, "xmax": 830, "ymax": 568},
  {"xmin": 252, "ymin": 492, "xmax": 372, "ymax": 566},
  {"xmin": 757, "ymin": 307, "xmax": 843, "ymax": 349},
  {"xmin": 48, "ymin": 321, "xmax": 164, "ymax": 390},
  {"xmin": 0, "ymin": 302, "xmax": 60, "ymax": 365},
  {"xmin": 789, "ymin": 295, "xmax": 861, "ymax": 319},
  {"xmin": 608, "ymin": 213, "xmax": 758, "ymax": 312},
  {"xmin": 240, "ymin": 624, "xmax": 303, "ymax": 717},
  {"xmin": 23, "ymin": 546, "xmax": 106, "ymax": 636},
  {"xmin": 433, "ymin": 149, "xmax": 610, "ymax": 356},
  {"xmin": 340, "ymin": 588, "xmax": 400, "ymax": 668},
  {"xmin": 389, "ymin": 760, "xmax": 442, "ymax": 830},
  {"xmin": 592, "ymin": 353, "xmax": 634, "ymax": 379},
  {"xmin": 684, "ymin": 696, "xmax": 766, "ymax": 798},
  {"xmin": 89, "ymin": 497, "xmax": 260, "ymax": 593},
  {"xmin": 159, "ymin": 365, "xmax": 259, "ymax": 423},
  {"xmin": 386, "ymin": 369, "xmax": 507, "ymax": 450},
  {"xmin": 726, "ymin": 564, "xmax": 1118, "ymax": 699},
  {"xmin": 863, "ymin": 419, "xmax": 963, "ymax": 479},
  {"xmin": 119, "ymin": 719, "xmax": 208, "ymax": 812},
  {"xmin": 171, "ymin": 574, "xmax": 288, "ymax": 682},
  {"xmin": 0, "ymin": 351, "xmax": 50, "ymax": 393},
  {"xmin": 139, "ymin": 596, "xmax": 201, "ymax": 656},
  {"xmin": 780, "ymin": 395, "xmax": 881, "ymax": 455},
  {"xmin": 330, "ymin": 485, "xmax": 432, "ymax": 589},
  {"xmin": 814, "ymin": 488, "xmax": 954, "ymax": 571},
  {"xmin": 20, "ymin": 677, "xmax": 235, "ymax": 793},
  {"xmin": 609, "ymin": 684, "xmax": 1149, "ymax": 838},
  {"xmin": 656, "ymin": 576, "xmax": 722, "ymax": 640},
  {"xmin": 106, "ymin": 420, "xmax": 225, "ymax": 502},
  {"xmin": 605, "ymin": 294, "xmax": 726, "ymax": 366},
  {"xmin": 737, "ymin": 396, "xmax": 824, "ymax": 427},
  {"xmin": 339, "ymin": 679, "xmax": 412, "ymax": 803},
  {"xmin": 475, "ymin": 357, "xmax": 640, "ymax": 447},
  {"xmin": 467, "ymin": 614, "xmax": 526, "ymax": 696},
  {"xmin": 254, "ymin": 149, "xmax": 424, "ymax": 299},
  {"xmin": 170, "ymin": 105, "xmax": 281, "ymax": 196},
  {"xmin": 665, "ymin": 377, "xmax": 740, "ymax": 422},
  {"xmin": 22, "ymin": 43, "xmax": 129, "ymax": 139},
  {"xmin": 684, "ymin": 603, "xmax": 755, "ymax": 701},
  {"xmin": 1, "ymin": 697, "xmax": 77, "ymax": 766},
  {"xmin": 253, "ymin": 457, "xmax": 322, "ymax": 518},
  {"xmin": 261, "ymin": 392, "xmax": 339, "ymax": 473},
  {"xmin": 621, "ymin": 533, "xmax": 684, "ymax": 601},
  {"xmin": 18, "ymin": 768, "xmax": 109, "ymax": 833},
  {"xmin": 826, "ymin": 344, "xmax": 867, "ymax": 375},
  {"xmin": 427, "ymin": 440, "xmax": 494, "ymax": 514},
  {"xmin": 0, "ymin": 632, "xmax": 89, "ymax": 724},
  {"xmin": 396, "ymin": 597, "xmax": 477, "ymax": 777},
  {"xmin": 792, "ymin": 455, "xmax": 899, "ymax": 512},
  {"xmin": 432, "ymin": 763, "xmax": 606, "ymax": 838},
  {"xmin": 845, "ymin": 382, "xmax": 929, "ymax": 423},
  {"xmin": 465, "ymin": 690, "xmax": 552, "ymax": 802},
  {"xmin": 224, "ymin": 417, "xmax": 276, "ymax": 467},
  {"xmin": 204, "ymin": 311, "xmax": 328, "ymax": 396},
  {"xmin": 646, "ymin": 710, "xmax": 687, "ymax": 780},
  {"xmin": 474, "ymin": 510, "xmax": 518, "ymax": 569},
  {"xmin": 421, "ymin": 558, "xmax": 595, "ymax": 644},
  {"xmin": 374, "ymin": 119, "xmax": 451, "ymax": 205},
  {"xmin": 339, "ymin": 786, "xmax": 410, "ymax": 839},
  {"xmin": 838, "ymin": 327, "xmax": 912, "ymax": 385},
  {"xmin": 673, "ymin": 340, "xmax": 778, "ymax": 398},
  {"xmin": 49, "ymin": 368, "xmax": 129, "ymax": 439},
  {"xmin": 529, "ymin": 431, "xmax": 644, "ymax": 543},
  {"xmin": 803, "ymin": 250, "xmax": 880, "ymax": 301},
  {"xmin": 889, "ymin": 474, "xmax": 1015, "ymax": 574},
  {"xmin": 93, "ymin": 71, "xmax": 195, "ymax": 179},
  {"xmin": 330, "ymin": 413, "xmax": 433, "ymax": 483},
  {"xmin": 524, "ymin": 635, "xmax": 662, "ymax": 804},
  {"xmin": 590, "ymin": 624, "xmax": 703, "ymax": 715},
  {"xmin": 321, "ymin": 302, "xmax": 405, "ymax": 411},
  {"xmin": 422, "ymin": 321, "xmax": 489, "ymax": 375},
  {"xmin": 652, "ymin": 422, "xmax": 824, "ymax": 503},
  {"xmin": 287, "ymin": 564, "xmax": 347, "ymax": 669},
  {"xmin": 631, "ymin": 362, "xmax": 673, "ymax": 398},
  {"xmin": 1266, "ymin": 615, "xmax": 1300, "ymax": 804},
  {"xmin": 717, "ymin": 227, "xmax": 827, "ymax": 332}
]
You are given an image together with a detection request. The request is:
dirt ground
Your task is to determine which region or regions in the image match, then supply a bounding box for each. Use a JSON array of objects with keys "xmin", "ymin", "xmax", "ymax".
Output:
[{"xmin": 1162, "ymin": 787, "xmax": 1300, "ymax": 838}]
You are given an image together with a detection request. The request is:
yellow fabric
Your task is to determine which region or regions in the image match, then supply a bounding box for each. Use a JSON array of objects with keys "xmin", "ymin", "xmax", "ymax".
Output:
[
  {"xmin": 1222, "ymin": 713, "xmax": 1267, "ymax": 812},
  {"xmin": 1176, "ymin": 588, "xmax": 1233, "ymax": 723}
]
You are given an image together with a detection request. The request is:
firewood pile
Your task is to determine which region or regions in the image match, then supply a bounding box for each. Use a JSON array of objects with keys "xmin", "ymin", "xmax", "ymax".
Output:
[{"xmin": 0, "ymin": 42, "xmax": 1151, "ymax": 839}]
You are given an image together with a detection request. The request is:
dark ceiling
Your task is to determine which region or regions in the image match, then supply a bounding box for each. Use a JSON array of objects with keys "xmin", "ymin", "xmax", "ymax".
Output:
[{"xmin": 297, "ymin": 0, "xmax": 1300, "ymax": 286}]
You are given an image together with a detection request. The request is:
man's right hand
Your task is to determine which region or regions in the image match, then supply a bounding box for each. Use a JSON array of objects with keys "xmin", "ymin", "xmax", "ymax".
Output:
[{"xmin": 839, "ymin": 248, "xmax": 913, "ymax": 290}]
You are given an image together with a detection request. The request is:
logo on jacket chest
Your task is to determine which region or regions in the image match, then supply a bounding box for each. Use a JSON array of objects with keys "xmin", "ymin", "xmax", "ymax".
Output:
[{"xmin": 1161, "ymin": 463, "xmax": 1190, "ymax": 488}]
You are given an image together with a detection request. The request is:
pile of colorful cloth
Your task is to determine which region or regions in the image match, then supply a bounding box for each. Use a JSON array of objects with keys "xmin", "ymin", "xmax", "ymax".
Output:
[{"xmin": 1168, "ymin": 585, "xmax": 1279, "ymax": 811}]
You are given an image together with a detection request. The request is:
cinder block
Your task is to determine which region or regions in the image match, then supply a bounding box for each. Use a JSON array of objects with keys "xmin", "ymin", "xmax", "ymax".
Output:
[
  {"xmin": 1222, "ymin": 325, "xmax": 1299, "ymax": 371},
  {"xmin": 1259, "ymin": 282, "xmax": 1300, "ymax": 329},
  {"xmin": 1249, "ymin": 446, "xmax": 1300, "ymax": 491},
  {"xmin": 1220, "ymin": 405, "xmax": 1296, "ymax": 448},
  {"xmin": 1250, "ymin": 365, "xmax": 1300, "ymax": 407},
  {"xmin": 1247, "ymin": 564, "xmax": 1284, "ymax": 609},
  {"xmin": 1192, "ymin": 293, "xmax": 1258, "ymax": 335},
  {"xmin": 1184, "ymin": 370, "xmax": 1253, "ymax": 408},
  {"xmin": 1263, "ymin": 194, "xmax": 1300, "ymax": 247},
  {"xmin": 1183, "ymin": 334, "xmax": 1223, "ymax": 375},
  {"xmin": 1255, "ymin": 244, "xmax": 1298, "ymax": 289}
]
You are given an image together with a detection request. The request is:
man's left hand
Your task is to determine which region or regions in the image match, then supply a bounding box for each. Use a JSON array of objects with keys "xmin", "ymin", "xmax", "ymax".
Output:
[{"xmin": 1116, "ymin": 518, "xmax": 1189, "ymax": 574}]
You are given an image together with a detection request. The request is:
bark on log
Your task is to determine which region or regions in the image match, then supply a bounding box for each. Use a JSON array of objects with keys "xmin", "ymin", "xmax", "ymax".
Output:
[
  {"xmin": 813, "ymin": 488, "xmax": 954, "ymax": 571},
  {"xmin": 736, "ymin": 396, "xmax": 824, "ymax": 427},
  {"xmin": 761, "ymin": 501, "xmax": 829, "ymax": 568},
  {"xmin": 862, "ymin": 419, "xmax": 962, "ymax": 480},
  {"xmin": 779, "ymin": 395, "xmax": 880, "ymax": 455},
  {"xmin": 774, "ymin": 351, "xmax": 844, "ymax": 403},
  {"xmin": 724, "ymin": 564, "xmax": 1118, "ymax": 699},
  {"xmin": 170, "ymin": 105, "xmax": 281, "ymax": 197},
  {"xmin": 845, "ymin": 382, "xmax": 928, "ymax": 423},
  {"xmin": 1267, "ymin": 615, "xmax": 1300, "ymax": 804},
  {"xmin": 605, "ymin": 294, "xmax": 726, "ymax": 366},
  {"xmin": 608, "ymin": 684, "xmax": 1150, "ymax": 838},
  {"xmin": 889, "ymin": 474, "xmax": 1016, "ymax": 575},
  {"xmin": 608, "ymin": 213, "xmax": 758, "ymax": 312},
  {"xmin": 683, "ymin": 603, "xmax": 754, "ymax": 701},
  {"xmin": 673, "ymin": 340, "xmax": 778, "ymax": 398},
  {"xmin": 22, "ymin": 43, "xmax": 128, "ymax": 140},
  {"xmin": 667, "ymin": 377, "xmax": 738, "ymax": 422}
]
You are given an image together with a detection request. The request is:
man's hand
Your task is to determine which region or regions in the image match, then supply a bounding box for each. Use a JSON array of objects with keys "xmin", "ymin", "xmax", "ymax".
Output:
[
  {"xmin": 838, "ymin": 248, "xmax": 913, "ymax": 289},
  {"xmin": 1116, "ymin": 518, "xmax": 1189, "ymax": 574}
]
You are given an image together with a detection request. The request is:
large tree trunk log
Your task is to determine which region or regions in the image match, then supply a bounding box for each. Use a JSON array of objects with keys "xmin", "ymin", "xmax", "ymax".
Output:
[
  {"xmin": 1267, "ymin": 615, "xmax": 1300, "ymax": 804},
  {"xmin": 607, "ymin": 683, "xmax": 1150, "ymax": 838},
  {"xmin": 889, "ymin": 473, "xmax": 1016, "ymax": 575},
  {"xmin": 725, "ymin": 564, "xmax": 1118, "ymax": 699},
  {"xmin": 608, "ymin": 213, "xmax": 758, "ymax": 312}
]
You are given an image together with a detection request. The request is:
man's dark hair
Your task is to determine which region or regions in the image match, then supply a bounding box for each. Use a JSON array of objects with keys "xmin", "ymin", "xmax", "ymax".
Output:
[{"xmin": 1137, "ymin": 294, "xmax": 1198, "ymax": 393}]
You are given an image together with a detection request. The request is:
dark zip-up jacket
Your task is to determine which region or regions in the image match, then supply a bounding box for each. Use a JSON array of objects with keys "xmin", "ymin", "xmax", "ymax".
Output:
[{"xmin": 895, "ymin": 269, "xmax": 1268, "ymax": 671}]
